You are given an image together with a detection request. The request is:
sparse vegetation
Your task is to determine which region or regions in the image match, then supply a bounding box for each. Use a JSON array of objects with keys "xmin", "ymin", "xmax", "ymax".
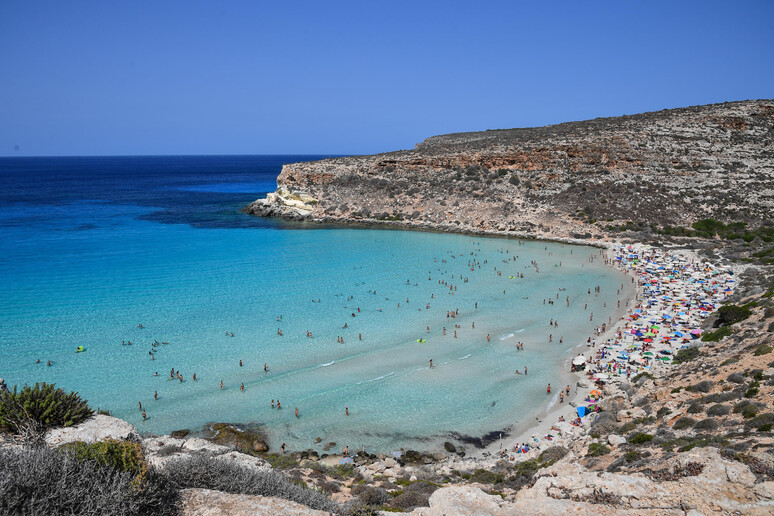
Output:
[
  {"xmin": 672, "ymin": 347, "xmax": 700, "ymax": 365},
  {"xmin": 0, "ymin": 382, "xmax": 93, "ymax": 441}
]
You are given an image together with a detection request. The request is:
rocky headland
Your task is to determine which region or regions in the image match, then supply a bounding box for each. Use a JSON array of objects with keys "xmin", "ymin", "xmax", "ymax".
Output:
[{"xmin": 245, "ymin": 99, "xmax": 774, "ymax": 247}]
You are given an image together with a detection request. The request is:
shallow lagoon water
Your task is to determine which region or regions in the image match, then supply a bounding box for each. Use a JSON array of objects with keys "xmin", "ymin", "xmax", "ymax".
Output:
[{"xmin": 0, "ymin": 156, "xmax": 624, "ymax": 452}]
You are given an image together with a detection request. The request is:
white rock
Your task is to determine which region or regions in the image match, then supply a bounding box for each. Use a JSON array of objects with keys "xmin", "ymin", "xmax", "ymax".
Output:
[
  {"xmin": 608, "ymin": 434, "xmax": 627, "ymax": 447},
  {"xmin": 45, "ymin": 415, "xmax": 139, "ymax": 446}
]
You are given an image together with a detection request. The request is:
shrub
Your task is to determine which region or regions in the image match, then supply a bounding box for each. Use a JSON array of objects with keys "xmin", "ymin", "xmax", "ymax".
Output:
[
  {"xmin": 754, "ymin": 345, "xmax": 773, "ymax": 356},
  {"xmin": 745, "ymin": 387, "xmax": 760, "ymax": 398},
  {"xmin": 358, "ymin": 486, "xmax": 390, "ymax": 506},
  {"xmin": 714, "ymin": 305, "xmax": 752, "ymax": 327},
  {"xmin": 741, "ymin": 404, "xmax": 759, "ymax": 419},
  {"xmin": 702, "ymin": 327, "xmax": 733, "ymax": 342},
  {"xmin": 0, "ymin": 446, "xmax": 177, "ymax": 515},
  {"xmin": 587, "ymin": 443, "xmax": 610, "ymax": 456},
  {"xmin": 759, "ymin": 423, "xmax": 773, "ymax": 432},
  {"xmin": 694, "ymin": 418, "xmax": 720, "ymax": 431},
  {"xmin": 630, "ymin": 433, "xmax": 654, "ymax": 444},
  {"xmin": 163, "ymin": 454, "xmax": 338, "ymax": 512},
  {"xmin": 687, "ymin": 403, "xmax": 704, "ymax": 414},
  {"xmin": 691, "ymin": 380, "xmax": 713, "ymax": 394},
  {"xmin": 745, "ymin": 413, "xmax": 774, "ymax": 430},
  {"xmin": 631, "ymin": 372, "xmax": 654, "ymax": 383},
  {"xmin": 625, "ymin": 451, "xmax": 643, "ymax": 462},
  {"xmin": 673, "ymin": 417, "xmax": 696, "ymax": 430},
  {"xmin": 673, "ymin": 347, "xmax": 700, "ymax": 365},
  {"xmin": 389, "ymin": 491, "xmax": 430, "ymax": 510},
  {"xmin": 0, "ymin": 383, "xmax": 93, "ymax": 440},
  {"xmin": 469, "ymin": 468, "xmax": 504, "ymax": 484},
  {"xmin": 60, "ymin": 439, "xmax": 147, "ymax": 486},
  {"xmin": 538, "ymin": 446, "xmax": 569, "ymax": 464},
  {"xmin": 727, "ymin": 372, "xmax": 746, "ymax": 384},
  {"xmin": 707, "ymin": 404, "xmax": 731, "ymax": 417}
]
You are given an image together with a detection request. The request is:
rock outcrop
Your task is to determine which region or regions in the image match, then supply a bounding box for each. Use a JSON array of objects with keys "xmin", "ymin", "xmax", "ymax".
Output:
[
  {"xmin": 245, "ymin": 99, "xmax": 774, "ymax": 241},
  {"xmin": 396, "ymin": 448, "xmax": 774, "ymax": 515},
  {"xmin": 180, "ymin": 488, "xmax": 329, "ymax": 516},
  {"xmin": 44, "ymin": 414, "xmax": 139, "ymax": 446}
]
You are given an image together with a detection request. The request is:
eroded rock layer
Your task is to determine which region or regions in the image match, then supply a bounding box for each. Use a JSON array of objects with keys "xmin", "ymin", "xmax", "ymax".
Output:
[{"xmin": 245, "ymin": 100, "xmax": 774, "ymax": 240}]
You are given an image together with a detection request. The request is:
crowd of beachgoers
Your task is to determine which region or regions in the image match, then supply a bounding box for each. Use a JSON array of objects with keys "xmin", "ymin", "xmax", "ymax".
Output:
[{"xmin": 497, "ymin": 243, "xmax": 737, "ymax": 461}]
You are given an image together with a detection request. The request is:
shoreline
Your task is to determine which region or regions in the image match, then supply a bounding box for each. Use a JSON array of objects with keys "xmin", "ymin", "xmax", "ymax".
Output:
[{"xmin": 472, "ymin": 243, "xmax": 640, "ymax": 459}]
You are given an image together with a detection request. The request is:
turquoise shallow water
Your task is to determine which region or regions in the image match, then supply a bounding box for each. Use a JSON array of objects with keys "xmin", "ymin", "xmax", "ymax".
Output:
[{"xmin": 0, "ymin": 156, "xmax": 625, "ymax": 452}]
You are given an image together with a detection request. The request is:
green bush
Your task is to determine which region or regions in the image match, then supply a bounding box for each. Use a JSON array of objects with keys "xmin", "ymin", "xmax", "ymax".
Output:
[
  {"xmin": 702, "ymin": 327, "xmax": 733, "ymax": 342},
  {"xmin": 754, "ymin": 345, "xmax": 773, "ymax": 356},
  {"xmin": 587, "ymin": 443, "xmax": 610, "ymax": 456},
  {"xmin": 741, "ymin": 404, "xmax": 759, "ymax": 419},
  {"xmin": 745, "ymin": 387, "xmax": 760, "ymax": 398},
  {"xmin": 629, "ymin": 433, "xmax": 654, "ymax": 444},
  {"xmin": 0, "ymin": 382, "xmax": 93, "ymax": 439},
  {"xmin": 60, "ymin": 439, "xmax": 147, "ymax": 486},
  {"xmin": 673, "ymin": 347, "xmax": 700, "ymax": 365},
  {"xmin": 714, "ymin": 305, "xmax": 752, "ymax": 328}
]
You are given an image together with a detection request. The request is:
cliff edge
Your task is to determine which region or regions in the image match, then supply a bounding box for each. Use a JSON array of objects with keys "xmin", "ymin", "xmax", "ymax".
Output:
[{"xmin": 245, "ymin": 99, "xmax": 774, "ymax": 241}]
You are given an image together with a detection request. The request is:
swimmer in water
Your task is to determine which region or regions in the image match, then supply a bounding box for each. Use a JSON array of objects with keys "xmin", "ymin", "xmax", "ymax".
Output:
[
  {"xmin": 220, "ymin": 380, "xmax": 223, "ymax": 389},
  {"xmin": 429, "ymin": 359, "xmax": 433, "ymax": 369}
]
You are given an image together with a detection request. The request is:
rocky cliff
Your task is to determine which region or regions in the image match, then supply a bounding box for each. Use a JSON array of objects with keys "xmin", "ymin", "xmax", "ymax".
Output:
[{"xmin": 245, "ymin": 100, "xmax": 774, "ymax": 241}]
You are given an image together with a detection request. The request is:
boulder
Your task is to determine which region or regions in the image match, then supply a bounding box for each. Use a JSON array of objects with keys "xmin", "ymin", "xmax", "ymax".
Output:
[
  {"xmin": 608, "ymin": 435, "xmax": 627, "ymax": 447},
  {"xmin": 45, "ymin": 415, "xmax": 139, "ymax": 446},
  {"xmin": 252, "ymin": 438, "xmax": 269, "ymax": 453},
  {"xmin": 443, "ymin": 441, "xmax": 456, "ymax": 453}
]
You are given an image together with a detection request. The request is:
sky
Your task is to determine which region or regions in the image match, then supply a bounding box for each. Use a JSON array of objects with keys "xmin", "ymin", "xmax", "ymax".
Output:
[{"xmin": 1, "ymin": 1, "xmax": 773, "ymax": 156}]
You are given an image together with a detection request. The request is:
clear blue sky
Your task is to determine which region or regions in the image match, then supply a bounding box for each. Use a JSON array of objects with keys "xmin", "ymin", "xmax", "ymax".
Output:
[{"xmin": 1, "ymin": 1, "xmax": 772, "ymax": 156}]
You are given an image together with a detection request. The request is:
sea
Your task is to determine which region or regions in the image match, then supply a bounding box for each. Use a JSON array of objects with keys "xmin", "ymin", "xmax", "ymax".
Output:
[{"xmin": 0, "ymin": 155, "xmax": 626, "ymax": 453}]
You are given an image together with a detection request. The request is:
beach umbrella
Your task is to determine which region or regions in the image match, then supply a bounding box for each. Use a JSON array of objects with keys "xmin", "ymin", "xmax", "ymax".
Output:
[
  {"xmin": 674, "ymin": 331, "xmax": 683, "ymax": 337},
  {"xmin": 690, "ymin": 329, "xmax": 701, "ymax": 335},
  {"xmin": 643, "ymin": 338, "xmax": 653, "ymax": 343},
  {"xmin": 643, "ymin": 351, "xmax": 654, "ymax": 356},
  {"xmin": 340, "ymin": 457, "xmax": 354, "ymax": 464},
  {"xmin": 577, "ymin": 406, "xmax": 588, "ymax": 417}
]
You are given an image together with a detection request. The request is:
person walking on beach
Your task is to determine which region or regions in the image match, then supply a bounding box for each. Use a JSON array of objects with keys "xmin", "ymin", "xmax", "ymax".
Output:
[
  {"xmin": 524, "ymin": 366, "xmax": 528, "ymax": 375},
  {"xmin": 281, "ymin": 443, "xmax": 286, "ymax": 454},
  {"xmin": 429, "ymin": 359, "xmax": 434, "ymax": 368},
  {"xmin": 547, "ymin": 383, "xmax": 551, "ymax": 394}
]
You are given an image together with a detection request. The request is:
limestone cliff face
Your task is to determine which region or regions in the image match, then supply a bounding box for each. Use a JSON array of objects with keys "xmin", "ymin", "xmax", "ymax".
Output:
[{"xmin": 245, "ymin": 100, "xmax": 774, "ymax": 239}]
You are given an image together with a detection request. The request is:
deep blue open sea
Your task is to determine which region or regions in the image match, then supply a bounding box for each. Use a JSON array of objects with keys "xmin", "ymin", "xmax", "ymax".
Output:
[{"xmin": 0, "ymin": 155, "xmax": 625, "ymax": 452}]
